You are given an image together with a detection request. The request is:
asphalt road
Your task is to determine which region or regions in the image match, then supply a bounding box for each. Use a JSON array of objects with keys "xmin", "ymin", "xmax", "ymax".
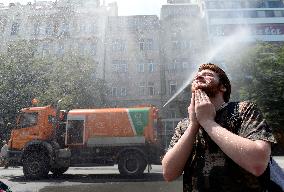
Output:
[
  {"xmin": 0, "ymin": 165, "xmax": 182, "ymax": 192},
  {"xmin": 1, "ymin": 156, "xmax": 283, "ymax": 192}
]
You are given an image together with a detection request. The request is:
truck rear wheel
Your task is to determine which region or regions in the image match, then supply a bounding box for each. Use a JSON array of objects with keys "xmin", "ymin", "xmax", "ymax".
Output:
[
  {"xmin": 118, "ymin": 151, "xmax": 147, "ymax": 176},
  {"xmin": 22, "ymin": 151, "xmax": 50, "ymax": 179},
  {"xmin": 50, "ymin": 167, "xmax": 69, "ymax": 176}
]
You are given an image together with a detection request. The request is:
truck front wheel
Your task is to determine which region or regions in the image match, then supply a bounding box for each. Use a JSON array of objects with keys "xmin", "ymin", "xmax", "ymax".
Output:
[
  {"xmin": 22, "ymin": 151, "xmax": 50, "ymax": 179},
  {"xmin": 118, "ymin": 151, "xmax": 147, "ymax": 176}
]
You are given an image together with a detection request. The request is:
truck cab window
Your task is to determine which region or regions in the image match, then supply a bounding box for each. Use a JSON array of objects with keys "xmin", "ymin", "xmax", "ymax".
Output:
[{"xmin": 18, "ymin": 112, "xmax": 38, "ymax": 129}]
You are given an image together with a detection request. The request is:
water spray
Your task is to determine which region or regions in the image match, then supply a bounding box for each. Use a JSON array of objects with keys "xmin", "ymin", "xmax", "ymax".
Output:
[
  {"xmin": 162, "ymin": 28, "xmax": 249, "ymax": 108},
  {"xmin": 163, "ymin": 72, "xmax": 196, "ymax": 108}
]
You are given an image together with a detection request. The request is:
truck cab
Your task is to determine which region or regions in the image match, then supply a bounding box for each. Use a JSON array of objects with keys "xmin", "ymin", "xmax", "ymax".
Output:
[
  {"xmin": 9, "ymin": 105, "xmax": 56, "ymax": 152},
  {"xmin": 8, "ymin": 105, "xmax": 70, "ymax": 179}
]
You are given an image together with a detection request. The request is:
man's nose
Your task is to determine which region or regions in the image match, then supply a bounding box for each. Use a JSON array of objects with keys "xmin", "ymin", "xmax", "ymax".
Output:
[{"xmin": 194, "ymin": 74, "xmax": 203, "ymax": 80}]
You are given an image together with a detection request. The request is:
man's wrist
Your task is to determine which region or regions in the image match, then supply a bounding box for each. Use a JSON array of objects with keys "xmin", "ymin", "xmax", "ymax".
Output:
[
  {"xmin": 188, "ymin": 122, "xmax": 199, "ymax": 134},
  {"xmin": 200, "ymin": 120, "xmax": 217, "ymax": 131}
]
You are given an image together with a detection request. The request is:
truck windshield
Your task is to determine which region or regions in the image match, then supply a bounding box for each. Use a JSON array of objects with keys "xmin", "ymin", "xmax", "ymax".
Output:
[{"xmin": 17, "ymin": 112, "xmax": 38, "ymax": 129}]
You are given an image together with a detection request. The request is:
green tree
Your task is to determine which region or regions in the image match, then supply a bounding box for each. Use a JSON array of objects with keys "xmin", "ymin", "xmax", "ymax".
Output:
[
  {"xmin": 227, "ymin": 43, "xmax": 284, "ymax": 154},
  {"xmin": 0, "ymin": 40, "xmax": 109, "ymax": 140},
  {"xmin": 37, "ymin": 53, "xmax": 109, "ymax": 109}
]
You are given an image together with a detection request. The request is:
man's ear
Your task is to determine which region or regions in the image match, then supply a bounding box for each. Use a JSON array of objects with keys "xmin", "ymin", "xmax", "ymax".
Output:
[{"xmin": 220, "ymin": 84, "xmax": 226, "ymax": 92}]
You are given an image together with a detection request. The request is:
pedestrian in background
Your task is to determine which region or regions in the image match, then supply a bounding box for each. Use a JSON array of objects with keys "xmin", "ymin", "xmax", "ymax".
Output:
[{"xmin": 1, "ymin": 140, "xmax": 8, "ymax": 169}]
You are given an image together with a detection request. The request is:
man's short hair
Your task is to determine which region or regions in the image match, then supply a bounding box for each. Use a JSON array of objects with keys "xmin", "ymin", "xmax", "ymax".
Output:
[{"xmin": 198, "ymin": 63, "xmax": 231, "ymax": 102}]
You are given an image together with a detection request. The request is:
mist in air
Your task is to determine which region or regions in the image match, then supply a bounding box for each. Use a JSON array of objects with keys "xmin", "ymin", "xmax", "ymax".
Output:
[{"xmin": 163, "ymin": 28, "xmax": 250, "ymax": 107}]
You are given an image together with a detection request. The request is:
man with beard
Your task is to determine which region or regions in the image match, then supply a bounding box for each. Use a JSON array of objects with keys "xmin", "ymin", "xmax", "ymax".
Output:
[{"xmin": 162, "ymin": 63, "xmax": 277, "ymax": 191}]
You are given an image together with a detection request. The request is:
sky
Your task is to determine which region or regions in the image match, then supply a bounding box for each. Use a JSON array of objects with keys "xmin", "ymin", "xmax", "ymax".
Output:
[{"xmin": 1, "ymin": 0, "xmax": 167, "ymax": 16}]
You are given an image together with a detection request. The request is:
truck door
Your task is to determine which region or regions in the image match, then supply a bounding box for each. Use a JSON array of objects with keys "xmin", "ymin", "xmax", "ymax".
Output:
[
  {"xmin": 66, "ymin": 117, "xmax": 85, "ymax": 145},
  {"xmin": 11, "ymin": 112, "xmax": 39, "ymax": 149}
]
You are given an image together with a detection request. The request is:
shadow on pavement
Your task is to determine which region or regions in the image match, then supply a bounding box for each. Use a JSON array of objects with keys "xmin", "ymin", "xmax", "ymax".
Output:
[
  {"xmin": 39, "ymin": 181, "xmax": 183, "ymax": 192},
  {"xmin": 9, "ymin": 173, "xmax": 180, "ymax": 183}
]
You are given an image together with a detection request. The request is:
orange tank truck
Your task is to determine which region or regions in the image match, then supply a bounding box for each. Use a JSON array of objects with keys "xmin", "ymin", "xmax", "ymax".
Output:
[{"xmin": 7, "ymin": 103, "xmax": 163, "ymax": 179}]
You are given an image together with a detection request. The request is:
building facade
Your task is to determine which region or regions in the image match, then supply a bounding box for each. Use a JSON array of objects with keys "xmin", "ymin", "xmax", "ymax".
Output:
[
  {"xmin": 104, "ymin": 15, "xmax": 162, "ymax": 108},
  {"xmin": 198, "ymin": 0, "xmax": 284, "ymax": 65},
  {"xmin": 0, "ymin": 0, "xmax": 117, "ymax": 79},
  {"xmin": 159, "ymin": 2, "xmax": 207, "ymax": 148}
]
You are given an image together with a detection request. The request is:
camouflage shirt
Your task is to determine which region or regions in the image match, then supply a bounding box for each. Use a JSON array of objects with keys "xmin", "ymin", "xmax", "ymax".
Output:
[{"xmin": 168, "ymin": 101, "xmax": 276, "ymax": 192}]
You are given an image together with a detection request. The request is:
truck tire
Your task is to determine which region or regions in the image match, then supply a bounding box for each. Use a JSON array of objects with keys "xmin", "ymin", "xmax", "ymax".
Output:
[
  {"xmin": 50, "ymin": 167, "xmax": 69, "ymax": 176},
  {"xmin": 22, "ymin": 151, "xmax": 50, "ymax": 179},
  {"xmin": 118, "ymin": 151, "xmax": 147, "ymax": 176}
]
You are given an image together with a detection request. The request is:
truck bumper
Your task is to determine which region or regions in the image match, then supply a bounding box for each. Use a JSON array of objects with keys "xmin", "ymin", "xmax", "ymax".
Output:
[{"xmin": 7, "ymin": 149, "xmax": 23, "ymax": 166}]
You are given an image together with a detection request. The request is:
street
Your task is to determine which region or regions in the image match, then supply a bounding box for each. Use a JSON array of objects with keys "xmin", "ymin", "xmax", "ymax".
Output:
[
  {"xmin": 0, "ymin": 156, "xmax": 283, "ymax": 192},
  {"xmin": 0, "ymin": 165, "xmax": 182, "ymax": 192}
]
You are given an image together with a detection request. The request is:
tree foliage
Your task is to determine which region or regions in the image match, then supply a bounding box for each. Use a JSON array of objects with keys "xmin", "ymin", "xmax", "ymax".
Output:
[
  {"xmin": 36, "ymin": 53, "xmax": 108, "ymax": 109},
  {"xmin": 0, "ymin": 40, "xmax": 108, "ymax": 140},
  {"xmin": 226, "ymin": 42, "xmax": 284, "ymax": 154}
]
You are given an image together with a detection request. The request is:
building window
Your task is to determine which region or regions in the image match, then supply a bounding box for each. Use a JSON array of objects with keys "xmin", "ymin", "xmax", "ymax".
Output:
[
  {"xmin": 112, "ymin": 60, "xmax": 128, "ymax": 73},
  {"xmin": 79, "ymin": 23, "xmax": 87, "ymax": 33},
  {"xmin": 169, "ymin": 58, "xmax": 189, "ymax": 71},
  {"xmin": 229, "ymin": 11, "xmax": 242, "ymax": 18},
  {"xmin": 90, "ymin": 22, "xmax": 97, "ymax": 33},
  {"xmin": 274, "ymin": 11, "xmax": 283, "ymax": 17},
  {"xmin": 112, "ymin": 87, "xmax": 117, "ymax": 97},
  {"xmin": 139, "ymin": 39, "xmax": 144, "ymax": 50},
  {"xmin": 60, "ymin": 21, "xmax": 69, "ymax": 36},
  {"xmin": 247, "ymin": 1, "xmax": 264, "ymax": 8},
  {"xmin": 120, "ymin": 87, "xmax": 127, "ymax": 97},
  {"xmin": 244, "ymin": 11, "xmax": 257, "ymax": 18},
  {"xmin": 265, "ymin": 10, "xmax": 275, "ymax": 17},
  {"xmin": 212, "ymin": 25, "xmax": 225, "ymax": 36},
  {"xmin": 181, "ymin": 61, "xmax": 187, "ymax": 69},
  {"xmin": 268, "ymin": 1, "xmax": 283, "ymax": 8},
  {"xmin": 139, "ymin": 82, "xmax": 146, "ymax": 96},
  {"xmin": 148, "ymin": 59, "xmax": 155, "ymax": 72},
  {"xmin": 90, "ymin": 43, "xmax": 96, "ymax": 56},
  {"xmin": 78, "ymin": 43, "xmax": 86, "ymax": 55},
  {"xmin": 148, "ymin": 82, "xmax": 155, "ymax": 96},
  {"xmin": 42, "ymin": 43, "xmax": 50, "ymax": 57},
  {"xmin": 257, "ymin": 11, "xmax": 266, "ymax": 17},
  {"xmin": 207, "ymin": 2, "xmax": 217, "ymax": 9},
  {"xmin": 112, "ymin": 39, "xmax": 126, "ymax": 52},
  {"xmin": 169, "ymin": 80, "xmax": 177, "ymax": 95},
  {"xmin": 139, "ymin": 38, "xmax": 154, "ymax": 51},
  {"xmin": 172, "ymin": 39, "xmax": 191, "ymax": 50},
  {"xmin": 0, "ymin": 17, "xmax": 7, "ymax": 33},
  {"xmin": 33, "ymin": 21, "xmax": 41, "ymax": 36},
  {"xmin": 168, "ymin": 61, "xmax": 177, "ymax": 71},
  {"xmin": 45, "ymin": 21, "xmax": 53, "ymax": 35},
  {"xmin": 57, "ymin": 43, "xmax": 64, "ymax": 55},
  {"xmin": 225, "ymin": 1, "xmax": 242, "ymax": 8},
  {"xmin": 169, "ymin": 110, "xmax": 177, "ymax": 118},
  {"xmin": 138, "ymin": 63, "xmax": 144, "ymax": 73},
  {"xmin": 11, "ymin": 22, "xmax": 20, "ymax": 35}
]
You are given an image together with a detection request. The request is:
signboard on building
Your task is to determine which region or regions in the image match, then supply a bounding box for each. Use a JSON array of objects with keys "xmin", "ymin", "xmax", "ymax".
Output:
[{"xmin": 212, "ymin": 24, "xmax": 284, "ymax": 36}]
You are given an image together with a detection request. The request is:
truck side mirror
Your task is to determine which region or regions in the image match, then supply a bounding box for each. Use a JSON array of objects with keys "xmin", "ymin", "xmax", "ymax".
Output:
[{"xmin": 6, "ymin": 123, "xmax": 12, "ymax": 129}]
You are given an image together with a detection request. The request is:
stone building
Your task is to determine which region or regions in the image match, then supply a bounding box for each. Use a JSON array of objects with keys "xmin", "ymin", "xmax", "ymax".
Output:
[
  {"xmin": 0, "ymin": 0, "xmax": 117, "ymax": 79},
  {"xmin": 159, "ymin": 2, "xmax": 207, "ymax": 147},
  {"xmin": 104, "ymin": 15, "xmax": 162, "ymax": 108},
  {"xmin": 198, "ymin": 0, "xmax": 284, "ymax": 66}
]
